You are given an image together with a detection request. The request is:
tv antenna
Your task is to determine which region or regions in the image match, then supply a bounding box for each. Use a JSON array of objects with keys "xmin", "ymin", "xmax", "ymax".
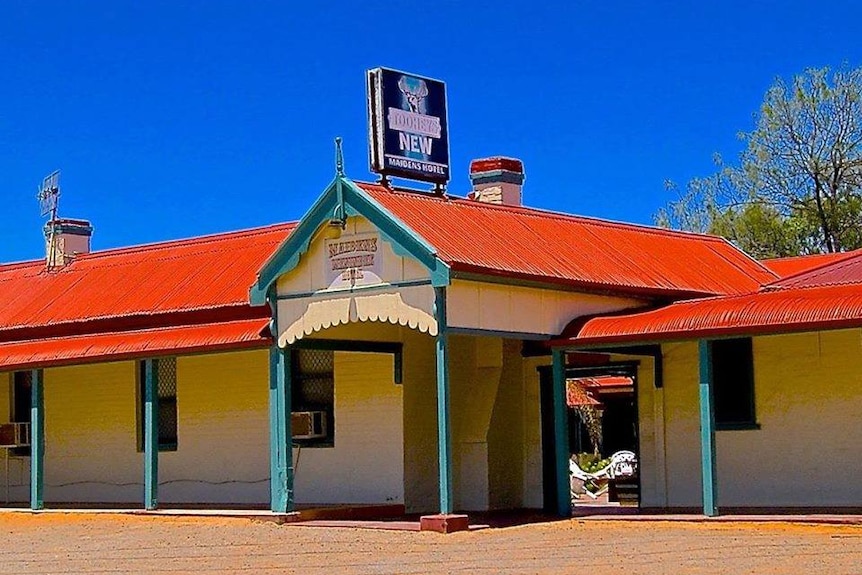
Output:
[
  {"xmin": 38, "ymin": 170, "xmax": 61, "ymax": 221},
  {"xmin": 38, "ymin": 170, "xmax": 62, "ymax": 270}
]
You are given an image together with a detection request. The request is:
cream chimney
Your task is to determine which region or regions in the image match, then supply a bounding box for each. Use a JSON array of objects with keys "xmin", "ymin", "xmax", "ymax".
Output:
[
  {"xmin": 468, "ymin": 157, "xmax": 525, "ymax": 206},
  {"xmin": 44, "ymin": 218, "xmax": 93, "ymax": 268}
]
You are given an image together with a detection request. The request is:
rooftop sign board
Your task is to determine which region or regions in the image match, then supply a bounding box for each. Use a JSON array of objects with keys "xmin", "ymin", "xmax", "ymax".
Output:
[{"xmin": 367, "ymin": 67, "xmax": 450, "ymax": 185}]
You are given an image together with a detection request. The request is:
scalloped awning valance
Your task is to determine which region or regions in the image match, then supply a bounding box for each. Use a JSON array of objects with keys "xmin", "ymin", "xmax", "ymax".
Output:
[{"xmin": 276, "ymin": 286, "xmax": 437, "ymax": 347}]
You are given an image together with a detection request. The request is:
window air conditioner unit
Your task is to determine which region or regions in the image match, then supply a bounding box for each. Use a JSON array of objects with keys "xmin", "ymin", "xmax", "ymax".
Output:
[
  {"xmin": 291, "ymin": 411, "xmax": 328, "ymax": 440},
  {"xmin": 0, "ymin": 422, "xmax": 30, "ymax": 448}
]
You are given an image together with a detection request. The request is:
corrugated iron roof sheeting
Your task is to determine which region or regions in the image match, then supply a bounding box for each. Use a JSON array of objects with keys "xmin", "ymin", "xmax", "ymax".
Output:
[
  {"xmin": 0, "ymin": 223, "xmax": 294, "ymax": 333},
  {"xmin": 566, "ymin": 283, "xmax": 862, "ymax": 345},
  {"xmin": 761, "ymin": 251, "xmax": 858, "ymax": 278},
  {"xmin": 770, "ymin": 251, "xmax": 862, "ymax": 289},
  {"xmin": 362, "ymin": 185, "xmax": 775, "ymax": 297},
  {"xmin": 0, "ymin": 318, "xmax": 270, "ymax": 372}
]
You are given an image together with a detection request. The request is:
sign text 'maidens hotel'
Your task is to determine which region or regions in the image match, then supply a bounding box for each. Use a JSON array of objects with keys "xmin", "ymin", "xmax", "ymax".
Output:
[{"xmin": 367, "ymin": 67, "xmax": 450, "ymax": 185}]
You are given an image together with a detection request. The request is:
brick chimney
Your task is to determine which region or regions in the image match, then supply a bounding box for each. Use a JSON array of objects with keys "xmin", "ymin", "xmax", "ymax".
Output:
[
  {"xmin": 468, "ymin": 157, "xmax": 525, "ymax": 206},
  {"xmin": 44, "ymin": 218, "xmax": 93, "ymax": 268}
]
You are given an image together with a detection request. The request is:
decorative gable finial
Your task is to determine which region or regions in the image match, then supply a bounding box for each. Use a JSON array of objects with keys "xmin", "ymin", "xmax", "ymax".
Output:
[
  {"xmin": 335, "ymin": 137, "xmax": 345, "ymax": 178},
  {"xmin": 330, "ymin": 137, "xmax": 348, "ymax": 230}
]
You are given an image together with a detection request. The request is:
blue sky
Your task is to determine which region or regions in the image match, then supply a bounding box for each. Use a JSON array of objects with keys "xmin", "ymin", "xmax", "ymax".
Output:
[{"xmin": 2, "ymin": 1, "xmax": 860, "ymax": 262}]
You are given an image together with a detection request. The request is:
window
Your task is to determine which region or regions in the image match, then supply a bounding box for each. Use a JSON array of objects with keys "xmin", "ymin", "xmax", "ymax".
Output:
[
  {"xmin": 292, "ymin": 349, "xmax": 334, "ymax": 447},
  {"xmin": 712, "ymin": 338, "xmax": 758, "ymax": 430},
  {"xmin": 10, "ymin": 371, "xmax": 32, "ymax": 456},
  {"xmin": 137, "ymin": 358, "xmax": 178, "ymax": 451}
]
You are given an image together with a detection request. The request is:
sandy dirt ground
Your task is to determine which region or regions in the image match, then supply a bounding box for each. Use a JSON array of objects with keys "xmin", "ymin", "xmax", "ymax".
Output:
[{"xmin": 1, "ymin": 514, "xmax": 860, "ymax": 575}]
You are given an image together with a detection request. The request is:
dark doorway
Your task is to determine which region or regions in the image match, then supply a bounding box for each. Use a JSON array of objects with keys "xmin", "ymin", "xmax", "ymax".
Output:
[
  {"xmin": 539, "ymin": 363, "xmax": 640, "ymax": 513},
  {"xmin": 538, "ymin": 370, "xmax": 557, "ymax": 513}
]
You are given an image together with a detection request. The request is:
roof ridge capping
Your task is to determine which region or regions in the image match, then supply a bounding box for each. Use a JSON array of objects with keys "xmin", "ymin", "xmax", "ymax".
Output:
[
  {"xmin": 358, "ymin": 181, "xmax": 764, "ymax": 245},
  {"xmin": 0, "ymin": 221, "xmax": 298, "ymax": 271},
  {"xmin": 81, "ymin": 221, "xmax": 298, "ymax": 258}
]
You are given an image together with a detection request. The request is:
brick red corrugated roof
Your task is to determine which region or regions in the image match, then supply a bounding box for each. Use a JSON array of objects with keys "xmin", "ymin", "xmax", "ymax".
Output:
[
  {"xmin": 0, "ymin": 319, "xmax": 270, "ymax": 372},
  {"xmin": 557, "ymin": 252, "xmax": 862, "ymax": 345},
  {"xmin": 0, "ymin": 223, "xmax": 294, "ymax": 340},
  {"xmin": 761, "ymin": 251, "xmax": 858, "ymax": 278},
  {"xmin": 566, "ymin": 376, "xmax": 633, "ymax": 407},
  {"xmin": 567, "ymin": 380, "xmax": 602, "ymax": 406},
  {"xmin": 361, "ymin": 184, "xmax": 776, "ymax": 298},
  {"xmin": 769, "ymin": 251, "xmax": 862, "ymax": 289}
]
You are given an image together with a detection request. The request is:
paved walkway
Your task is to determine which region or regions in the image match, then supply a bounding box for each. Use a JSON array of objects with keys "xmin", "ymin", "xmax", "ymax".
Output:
[{"xmin": 1, "ymin": 513, "xmax": 860, "ymax": 574}]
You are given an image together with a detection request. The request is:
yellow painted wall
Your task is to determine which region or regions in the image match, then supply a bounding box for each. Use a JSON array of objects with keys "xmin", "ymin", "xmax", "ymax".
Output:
[
  {"xmin": 632, "ymin": 356, "xmax": 668, "ymax": 509},
  {"xmin": 643, "ymin": 329, "xmax": 862, "ymax": 508},
  {"xmin": 163, "ymin": 350, "xmax": 270, "ymax": 505},
  {"xmin": 1, "ymin": 351, "xmax": 273, "ymax": 506},
  {"xmin": 291, "ymin": 349, "xmax": 405, "ymax": 505},
  {"xmin": 487, "ymin": 339, "xmax": 527, "ymax": 509},
  {"xmin": 420, "ymin": 334, "xmax": 534, "ymax": 513},
  {"xmin": 449, "ymin": 335, "xmax": 498, "ymax": 511},
  {"xmin": 290, "ymin": 323, "xmax": 465, "ymax": 513},
  {"xmin": 306, "ymin": 324, "xmax": 540, "ymax": 513},
  {"xmin": 521, "ymin": 357, "xmax": 547, "ymax": 510},
  {"xmin": 0, "ymin": 325, "xmax": 550, "ymax": 511},
  {"xmin": 43, "ymin": 361, "xmax": 143, "ymax": 504},
  {"xmin": 398, "ymin": 325, "xmax": 440, "ymax": 514},
  {"xmin": 1, "ymin": 327, "xmax": 546, "ymax": 512}
]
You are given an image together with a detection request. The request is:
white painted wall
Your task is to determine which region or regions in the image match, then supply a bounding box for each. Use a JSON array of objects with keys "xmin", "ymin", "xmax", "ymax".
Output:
[
  {"xmin": 276, "ymin": 216, "xmax": 429, "ymax": 297},
  {"xmin": 448, "ymin": 280, "xmax": 645, "ymax": 337}
]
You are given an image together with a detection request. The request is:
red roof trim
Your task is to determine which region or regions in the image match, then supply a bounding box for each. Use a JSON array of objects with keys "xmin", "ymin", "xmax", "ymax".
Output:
[
  {"xmin": 0, "ymin": 305, "xmax": 268, "ymax": 344},
  {"xmin": 552, "ymin": 283, "xmax": 862, "ymax": 347},
  {"xmin": 0, "ymin": 318, "xmax": 271, "ymax": 372},
  {"xmin": 555, "ymin": 316, "xmax": 862, "ymax": 348}
]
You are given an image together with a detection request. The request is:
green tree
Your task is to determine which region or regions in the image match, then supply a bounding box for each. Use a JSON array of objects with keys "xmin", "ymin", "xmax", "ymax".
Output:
[{"xmin": 657, "ymin": 65, "xmax": 862, "ymax": 258}]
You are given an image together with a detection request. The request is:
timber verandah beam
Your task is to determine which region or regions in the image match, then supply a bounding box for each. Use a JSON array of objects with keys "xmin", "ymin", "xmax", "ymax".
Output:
[
  {"xmin": 268, "ymin": 343, "xmax": 294, "ymax": 513},
  {"xmin": 698, "ymin": 339, "xmax": 718, "ymax": 517},
  {"xmin": 30, "ymin": 369, "xmax": 44, "ymax": 510},
  {"xmin": 268, "ymin": 289, "xmax": 294, "ymax": 514},
  {"xmin": 292, "ymin": 339, "xmax": 403, "ymax": 384},
  {"xmin": 143, "ymin": 359, "xmax": 159, "ymax": 510},
  {"xmin": 550, "ymin": 349, "xmax": 571, "ymax": 518},
  {"xmin": 433, "ymin": 285, "xmax": 454, "ymax": 515}
]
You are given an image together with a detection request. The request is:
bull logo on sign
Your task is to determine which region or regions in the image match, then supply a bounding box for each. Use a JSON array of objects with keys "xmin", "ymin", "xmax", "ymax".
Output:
[{"xmin": 398, "ymin": 76, "xmax": 429, "ymax": 114}]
